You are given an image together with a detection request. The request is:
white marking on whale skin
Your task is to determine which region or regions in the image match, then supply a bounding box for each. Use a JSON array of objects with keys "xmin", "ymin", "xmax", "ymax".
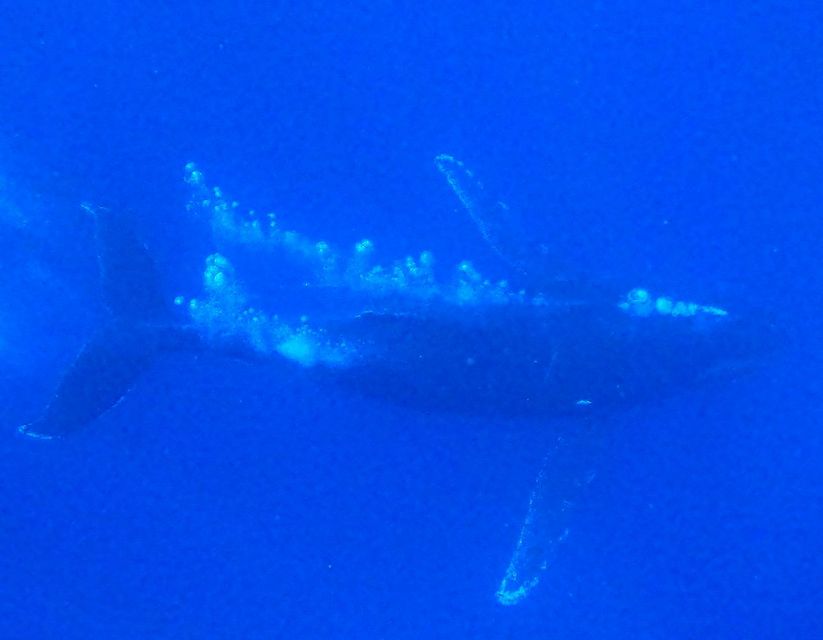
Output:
[{"xmin": 619, "ymin": 288, "xmax": 728, "ymax": 319}]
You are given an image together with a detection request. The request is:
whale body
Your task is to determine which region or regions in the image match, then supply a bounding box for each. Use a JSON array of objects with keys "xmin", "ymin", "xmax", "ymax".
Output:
[
  {"xmin": 18, "ymin": 156, "xmax": 780, "ymax": 603},
  {"xmin": 24, "ymin": 157, "xmax": 777, "ymax": 438}
]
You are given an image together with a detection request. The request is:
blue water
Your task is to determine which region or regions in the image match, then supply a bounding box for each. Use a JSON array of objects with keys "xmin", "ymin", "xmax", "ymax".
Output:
[{"xmin": 1, "ymin": 2, "xmax": 821, "ymax": 638}]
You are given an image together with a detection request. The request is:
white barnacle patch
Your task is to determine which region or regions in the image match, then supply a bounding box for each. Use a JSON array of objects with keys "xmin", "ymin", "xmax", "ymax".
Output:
[
  {"xmin": 655, "ymin": 297, "xmax": 673, "ymax": 315},
  {"xmin": 620, "ymin": 288, "xmax": 654, "ymax": 317},
  {"xmin": 703, "ymin": 305, "xmax": 728, "ymax": 317},
  {"xmin": 620, "ymin": 288, "xmax": 728, "ymax": 320},
  {"xmin": 671, "ymin": 301, "xmax": 695, "ymax": 317}
]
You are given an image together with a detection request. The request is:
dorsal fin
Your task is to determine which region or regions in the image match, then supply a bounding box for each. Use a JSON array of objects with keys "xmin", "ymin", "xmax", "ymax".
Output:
[{"xmin": 83, "ymin": 203, "xmax": 170, "ymax": 321}]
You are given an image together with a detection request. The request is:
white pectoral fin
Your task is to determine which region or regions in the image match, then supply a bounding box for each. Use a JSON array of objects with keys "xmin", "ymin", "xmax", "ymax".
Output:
[
  {"xmin": 434, "ymin": 154, "xmax": 530, "ymax": 272},
  {"xmin": 497, "ymin": 428, "xmax": 602, "ymax": 605}
]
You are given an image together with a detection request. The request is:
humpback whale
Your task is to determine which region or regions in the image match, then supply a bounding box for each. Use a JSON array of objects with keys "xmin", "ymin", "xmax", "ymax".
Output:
[{"xmin": 18, "ymin": 156, "xmax": 780, "ymax": 602}]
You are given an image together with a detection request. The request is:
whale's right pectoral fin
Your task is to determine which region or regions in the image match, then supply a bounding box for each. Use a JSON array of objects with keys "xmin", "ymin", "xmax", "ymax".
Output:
[{"xmin": 496, "ymin": 424, "xmax": 604, "ymax": 605}]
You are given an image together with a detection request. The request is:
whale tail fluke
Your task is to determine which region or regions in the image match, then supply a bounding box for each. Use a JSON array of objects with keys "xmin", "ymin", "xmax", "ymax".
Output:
[
  {"xmin": 83, "ymin": 202, "xmax": 172, "ymax": 322},
  {"xmin": 19, "ymin": 206, "xmax": 195, "ymax": 439}
]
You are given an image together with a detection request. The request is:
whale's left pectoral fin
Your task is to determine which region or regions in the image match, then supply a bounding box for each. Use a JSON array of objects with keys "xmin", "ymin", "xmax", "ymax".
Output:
[
  {"xmin": 434, "ymin": 154, "xmax": 530, "ymax": 274},
  {"xmin": 497, "ymin": 425, "xmax": 603, "ymax": 605},
  {"xmin": 434, "ymin": 154, "xmax": 603, "ymax": 300}
]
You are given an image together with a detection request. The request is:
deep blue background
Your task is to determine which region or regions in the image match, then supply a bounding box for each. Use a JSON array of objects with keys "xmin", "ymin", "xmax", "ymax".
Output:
[{"xmin": 0, "ymin": 2, "xmax": 821, "ymax": 638}]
